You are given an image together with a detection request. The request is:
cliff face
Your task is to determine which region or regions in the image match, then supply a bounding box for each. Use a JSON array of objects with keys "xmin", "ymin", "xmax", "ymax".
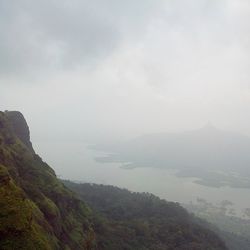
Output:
[{"xmin": 0, "ymin": 111, "xmax": 93, "ymax": 250}]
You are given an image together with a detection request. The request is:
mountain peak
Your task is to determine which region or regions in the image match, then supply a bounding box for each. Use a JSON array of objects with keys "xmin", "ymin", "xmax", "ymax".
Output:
[
  {"xmin": 200, "ymin": 122, "xmax": 218, "ymax": 131},
  {"xmin": 5, "ymin": 111, "xmax": 34, "ymax": 153}
]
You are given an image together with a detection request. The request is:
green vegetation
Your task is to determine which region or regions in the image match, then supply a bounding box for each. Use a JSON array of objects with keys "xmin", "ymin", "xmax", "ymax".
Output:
[
  {"xmin": 0, "ymin": 111, "xmax": 94, "ymax": 250},
  {"xmin": 0, "ymin": 111, "xmax": 228, "ymax": 249},
  {"xmin": 64, "ymin": 181, "xmax": 227, "ymax": 250}
]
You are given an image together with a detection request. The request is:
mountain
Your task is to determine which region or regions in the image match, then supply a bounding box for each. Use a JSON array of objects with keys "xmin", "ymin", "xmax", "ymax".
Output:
[
  {"xmin": 0, "ymin": 111, "xmax": 227, "ymax": 249},
  {"xmin": 93, "ymin": 125, "xmax": 250, "ymax": 188},
  {"xmin": 0, "ymin": 111, "xmax": 94, "ymax": 250}
]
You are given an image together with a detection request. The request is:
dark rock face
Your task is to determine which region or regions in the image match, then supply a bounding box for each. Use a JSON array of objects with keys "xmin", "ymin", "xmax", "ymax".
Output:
[{"xmin": 5, "ymin": 111, "xmax": 34, "ymax": 153}]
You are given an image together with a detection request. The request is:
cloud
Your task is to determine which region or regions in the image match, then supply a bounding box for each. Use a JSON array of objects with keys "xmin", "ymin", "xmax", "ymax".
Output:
[
  {"xmin": 1, "ymin": 0, "xmax": 250, "ymax": 141},
  {"xmin": 1, "ymin": 0, "xmax": 249, "ymax": 88},
  {"xmin": 0, "ymin": 0, "xmax": 162, "ymax": 80}
]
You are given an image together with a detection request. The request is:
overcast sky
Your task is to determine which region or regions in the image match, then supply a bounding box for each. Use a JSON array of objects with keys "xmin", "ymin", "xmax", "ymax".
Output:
[{"xmin": 1, "ymin": 0, "xmax": 250, "ymax": 143}]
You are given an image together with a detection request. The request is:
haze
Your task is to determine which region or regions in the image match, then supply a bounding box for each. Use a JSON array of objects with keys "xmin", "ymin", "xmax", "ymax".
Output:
[
  {"xmin": 1, "ymin": 0, "xmax": 250, "ymax": 145},
  {"xmin": 1, "ymin": 2, "xmax": 250, "ymax": 248}
]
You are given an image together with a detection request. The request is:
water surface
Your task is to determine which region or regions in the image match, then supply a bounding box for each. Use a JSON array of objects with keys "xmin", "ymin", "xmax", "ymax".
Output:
[{"xmin": 35, "ymin": 141, "xmax": 250, "ymax": 216}]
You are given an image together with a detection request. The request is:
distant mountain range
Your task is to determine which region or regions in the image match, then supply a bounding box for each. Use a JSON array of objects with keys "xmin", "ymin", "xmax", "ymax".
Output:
[{"xmin": 94, "ymin": 125, "xmax": 250, "ymax": 188}]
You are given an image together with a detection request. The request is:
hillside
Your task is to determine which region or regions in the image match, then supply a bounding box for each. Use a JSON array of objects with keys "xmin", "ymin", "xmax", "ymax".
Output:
[
  {"xmin": 0, "ymin": 111, "xmax": 94, "ymax": 250},
  {"xmin": 64, "ymin": 181, "xmax": 227, "ymax": 250},
  {"xmin": 0, "ymin": 111, "xmax": 227, "ymax": 249}
]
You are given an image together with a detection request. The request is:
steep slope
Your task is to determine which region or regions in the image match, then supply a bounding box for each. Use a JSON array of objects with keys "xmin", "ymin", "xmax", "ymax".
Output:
[
  {"xmin": 0, "ymin": 111, "xmax": 94, "ymax": 250},
  {"xmin": 64, "ymin": 181, "xmax": 227, "ymax": 250}
]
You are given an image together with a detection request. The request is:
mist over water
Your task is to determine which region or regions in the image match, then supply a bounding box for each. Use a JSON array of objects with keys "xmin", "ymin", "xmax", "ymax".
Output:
[{"xmin": 35, "ymin": 140, "xmax": 250, "ymax": 217}]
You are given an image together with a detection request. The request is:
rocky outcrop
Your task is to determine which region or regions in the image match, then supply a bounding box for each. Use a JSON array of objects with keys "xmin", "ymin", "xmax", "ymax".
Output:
[{"xmin": 5, "ymin": 111, "xmax": 34, "ymax": 153}]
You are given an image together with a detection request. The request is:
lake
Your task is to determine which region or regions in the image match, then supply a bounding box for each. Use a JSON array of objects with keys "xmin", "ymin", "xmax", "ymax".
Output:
[{"xmin": 35, "ymin": 141, "xmax": 250, "ymax": 217}]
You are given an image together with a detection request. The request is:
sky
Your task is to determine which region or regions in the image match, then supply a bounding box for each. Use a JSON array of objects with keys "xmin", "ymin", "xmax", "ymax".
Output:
[{"xmin": 1, "ymin": 0, "xmax": 250, "ymax": 144}]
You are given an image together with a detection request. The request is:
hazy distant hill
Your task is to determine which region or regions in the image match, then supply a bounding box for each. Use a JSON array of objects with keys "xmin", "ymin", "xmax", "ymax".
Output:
[{"xmin": 94, "ymin": 125, "xmax": 250, "ymax": 188}]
